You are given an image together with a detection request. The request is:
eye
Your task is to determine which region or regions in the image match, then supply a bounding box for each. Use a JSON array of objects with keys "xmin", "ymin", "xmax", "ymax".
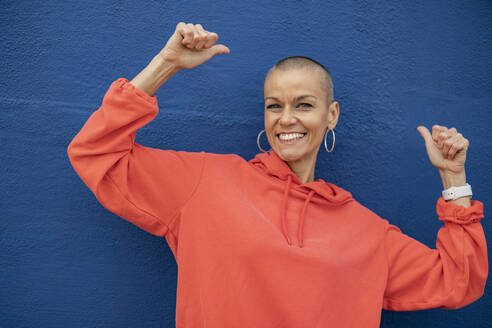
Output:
[
  {"xmin": 266, "ymin": 104, "xmax": 280, "ymax": 110},
  {"xmin": 266, "ymin": 103, "xmax": 313, "ymax": 111},
  {"xmin": 298, "ymin": 103, "xmax": 312, "ymax": 109}
]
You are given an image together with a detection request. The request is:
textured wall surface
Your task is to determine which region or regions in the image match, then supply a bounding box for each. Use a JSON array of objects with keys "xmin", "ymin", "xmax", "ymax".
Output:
[{"xmin": 1, "ymin": 1, "xmax": 491, "ymax": 327}]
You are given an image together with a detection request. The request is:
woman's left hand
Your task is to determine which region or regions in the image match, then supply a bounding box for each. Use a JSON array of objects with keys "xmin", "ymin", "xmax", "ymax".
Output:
[{"xmin": 416, "ymin": 125, "xmax": 469, "ymax": 174}]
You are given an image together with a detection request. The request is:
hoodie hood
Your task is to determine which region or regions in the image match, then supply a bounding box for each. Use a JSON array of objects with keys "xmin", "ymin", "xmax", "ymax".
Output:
[{"xmin": 248, "ymin": 150, "xmax": 354, "ymax": 248}]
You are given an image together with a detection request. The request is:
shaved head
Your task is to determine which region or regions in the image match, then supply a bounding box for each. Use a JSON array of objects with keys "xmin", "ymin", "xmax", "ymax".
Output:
[{"xmin": 264, "ymin": 56, "xmax": 334, "ymax": 108}]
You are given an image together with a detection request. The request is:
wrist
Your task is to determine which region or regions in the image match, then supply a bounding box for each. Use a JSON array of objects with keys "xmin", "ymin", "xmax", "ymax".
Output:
[
  {"xmin": 439, "ymin": 170, "xmax": 472, "ymax": 207},
  {"xmin": 154, "ymin": 52, "xmax": 181, "ymax": 73},
  {"xmin": 129, "ymin": 55, "xmax": 180, "ymax": 97},
  {"xmin": 439, "ymin": 170, "xmax": 466, "ymax": 189}
]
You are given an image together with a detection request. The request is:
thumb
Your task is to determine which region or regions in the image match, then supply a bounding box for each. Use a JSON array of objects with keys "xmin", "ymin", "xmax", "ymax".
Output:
[
  {"xmin": 209, "ymin": 44, "xmax": 230, "ymax": 56},
  {"xmin": 416, "ymin": 125, "xmax": 432, "ymax": 145}
]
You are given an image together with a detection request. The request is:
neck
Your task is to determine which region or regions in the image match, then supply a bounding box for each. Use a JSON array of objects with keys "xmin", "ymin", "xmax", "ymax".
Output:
[{"xmin": 285, "ymin": 151, "xmax": 317, "ymax": 184}]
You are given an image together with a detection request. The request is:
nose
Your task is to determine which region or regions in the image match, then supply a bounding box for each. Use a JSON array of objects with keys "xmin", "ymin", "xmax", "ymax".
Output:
[{"xmin": 279, "ymin": 107, "xmax": 297, "ymax": 126}]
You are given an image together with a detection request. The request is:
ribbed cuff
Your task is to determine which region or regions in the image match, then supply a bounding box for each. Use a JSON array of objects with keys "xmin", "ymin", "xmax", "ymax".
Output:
[
  {"xmin": 112, "ymin": 77, "xmax": 158, "ymax": 106},
  {"xmin": 436, "ymin": 196, "xmax": 484, "ymax": 224}
]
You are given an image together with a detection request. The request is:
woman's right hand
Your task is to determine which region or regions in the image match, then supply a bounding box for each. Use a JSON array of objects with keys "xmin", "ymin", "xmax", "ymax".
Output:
[{"xmin": 158, "ymin": 22, "xmax": 230, "ymax": 70}]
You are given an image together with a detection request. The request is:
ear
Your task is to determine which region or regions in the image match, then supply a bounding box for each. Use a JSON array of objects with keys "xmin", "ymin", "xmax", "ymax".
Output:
[{"xmin": 326, "ymin": 101, "xmax": 340, "ymax": 130}]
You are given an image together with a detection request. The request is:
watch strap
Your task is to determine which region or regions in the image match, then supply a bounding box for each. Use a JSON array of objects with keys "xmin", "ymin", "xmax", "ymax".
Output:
[{"xmin": 442, "ymin": 183, "xmax": 472, "ymax": 200}]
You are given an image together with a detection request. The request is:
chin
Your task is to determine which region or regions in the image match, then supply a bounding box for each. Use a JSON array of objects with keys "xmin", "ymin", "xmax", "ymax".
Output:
[{"xmin": 275, "ymin": 148, "xmax": 306, "ymax": 163}]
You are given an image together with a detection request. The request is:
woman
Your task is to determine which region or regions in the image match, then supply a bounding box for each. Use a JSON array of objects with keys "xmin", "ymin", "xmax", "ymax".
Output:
[{"xmin": 67, "ymin": 22, "xmax": 487, "ymax": 327}]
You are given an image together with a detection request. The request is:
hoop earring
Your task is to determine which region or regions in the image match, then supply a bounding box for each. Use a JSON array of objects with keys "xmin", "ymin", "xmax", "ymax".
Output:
[
  {"xmin": 257, "ymin": 129, "xmax": 271, "ymax": 153},
  {"xmin": 324, "ymin": 127, "xmax": 335, "ymax": 152}
]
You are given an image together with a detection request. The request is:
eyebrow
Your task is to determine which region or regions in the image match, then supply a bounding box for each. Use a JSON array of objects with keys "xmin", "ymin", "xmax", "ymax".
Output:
[{"xmin": 265, "ymin": 95, "xmax": 318, "ymax": 102}]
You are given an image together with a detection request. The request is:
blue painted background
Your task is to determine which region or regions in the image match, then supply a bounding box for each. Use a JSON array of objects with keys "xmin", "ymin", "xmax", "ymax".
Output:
[{"xmin": 1, "ymin": 1, "xmax": 491, "ymax": 327}]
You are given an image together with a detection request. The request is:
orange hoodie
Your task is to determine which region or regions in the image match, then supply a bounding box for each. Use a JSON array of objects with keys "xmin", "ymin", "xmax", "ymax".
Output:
[{"xmin": 67, "ymin": 77, "xmax": 488, "ymax": 327}]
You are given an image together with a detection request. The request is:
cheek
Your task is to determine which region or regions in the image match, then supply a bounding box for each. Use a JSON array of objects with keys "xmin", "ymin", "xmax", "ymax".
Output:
[
  {"xmin": 304, "ymin": 119, "xmax": 322, "ymax": 134},
  {"xmin": 264, "ymin": 124, "xmax": 274, "ymax": 142},
  {"xmin": 306, "ymin": 124, "xmax": 327, "ymax": 143},
  {"xmin": 264, "ymin": 115, "xmax": 274, "ymax": 131}
]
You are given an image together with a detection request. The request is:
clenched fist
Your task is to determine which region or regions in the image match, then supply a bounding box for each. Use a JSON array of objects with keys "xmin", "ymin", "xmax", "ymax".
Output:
[
  {"xmin": 159, "ymin": 22, "xmax": 230, "ymax": 70},
  {"xmin": 417, "ymin": 125, "xmax": 469, "ymax": 174}
]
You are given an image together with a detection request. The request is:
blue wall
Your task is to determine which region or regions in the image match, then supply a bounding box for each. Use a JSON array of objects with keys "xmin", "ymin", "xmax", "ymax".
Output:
[{"xmin": 1, "ymin": 1, "xmax": 491, "ymax": 327}]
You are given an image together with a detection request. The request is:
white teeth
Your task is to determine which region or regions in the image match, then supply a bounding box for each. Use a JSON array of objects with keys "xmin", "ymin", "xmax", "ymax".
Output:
[{"xmin": 279, "ymin": 133, "xmax": 306, "ymax": 140}]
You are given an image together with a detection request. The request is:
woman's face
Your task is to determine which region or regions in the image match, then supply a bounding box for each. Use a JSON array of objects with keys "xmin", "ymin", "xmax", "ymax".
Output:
[{"xmin": 263, "ymin": 68, "xmax": 339, "ymax": 164}]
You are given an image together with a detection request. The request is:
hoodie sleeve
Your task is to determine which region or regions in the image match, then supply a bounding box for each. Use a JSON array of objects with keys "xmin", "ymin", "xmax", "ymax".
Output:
[
  {"xmin": 382, "ymin": 197, "xmax": 487, "ymax": 311},
  {"xmin": 67, "ymin": 77, "xmax": 206, "ymax": 237}
]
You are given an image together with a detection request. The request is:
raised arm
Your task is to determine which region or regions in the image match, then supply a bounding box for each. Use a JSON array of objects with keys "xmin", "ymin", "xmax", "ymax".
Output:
[
  {"xmin": 382, "ymin": 125, "xmax": 488, "ymax": 310},
  {"xmin": 67, "ymin": 22, "xmax": 230, "ymax": 248}
]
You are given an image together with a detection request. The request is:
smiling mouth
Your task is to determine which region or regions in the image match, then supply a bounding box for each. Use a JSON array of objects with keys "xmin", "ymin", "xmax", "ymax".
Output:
[{"xmin": 277, "ymin": 132, "xmax": 307, "ymax": 144}]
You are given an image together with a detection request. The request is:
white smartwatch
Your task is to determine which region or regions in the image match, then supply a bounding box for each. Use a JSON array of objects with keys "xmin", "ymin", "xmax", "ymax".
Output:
[{"xmin": 442, "ymin": 183, "xmax": 472, "ymax": 201}]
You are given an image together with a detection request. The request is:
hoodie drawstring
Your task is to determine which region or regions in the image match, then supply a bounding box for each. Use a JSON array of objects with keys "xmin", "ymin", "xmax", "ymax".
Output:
[
  {"xmin": 280, "ymin": 175, "xmax": 293, "ymax": 246},
  {"xmin": 280, "ymin": 175, "xmax": 317, "ymax": 248},
  {"xmin": 298, "ymin": 190, "xmax": 315, "ymax": 248}
]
